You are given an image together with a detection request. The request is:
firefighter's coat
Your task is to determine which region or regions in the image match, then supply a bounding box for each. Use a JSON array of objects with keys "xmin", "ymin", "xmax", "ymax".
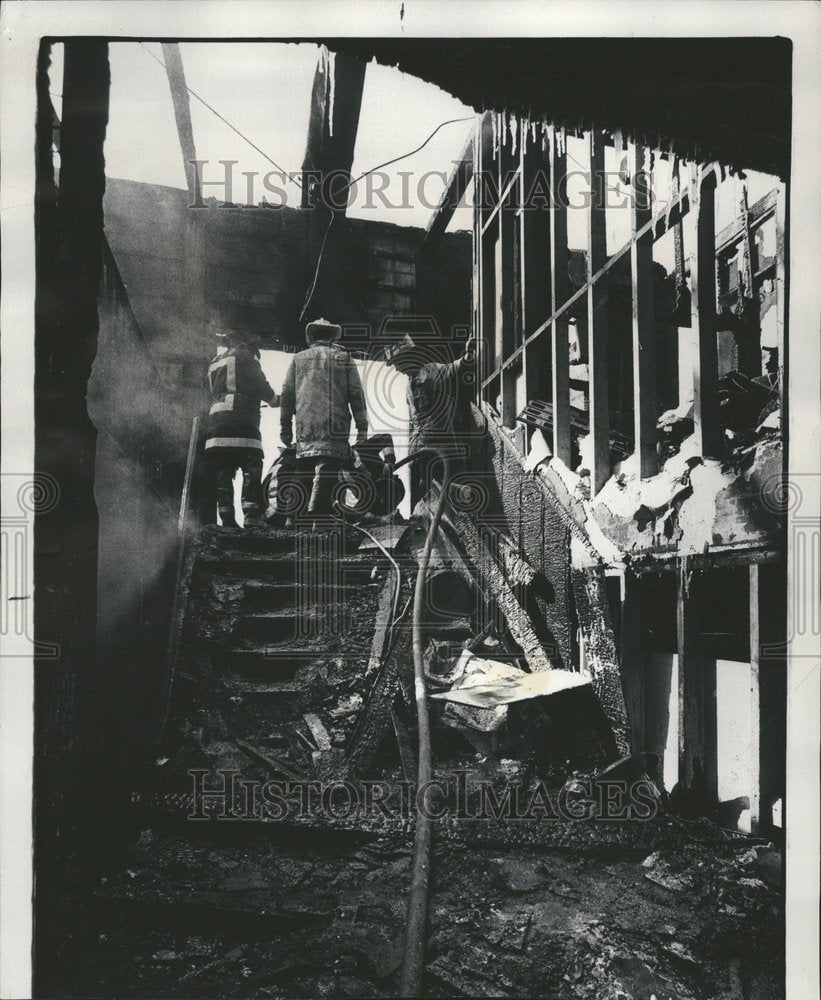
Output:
[
  {"xmin": 205, "ymin": 345, "xmax": 279, "ymax": 455},
  {"xmin": 280, "ymin": 342, "xmax": 368, "ymax": 460}
]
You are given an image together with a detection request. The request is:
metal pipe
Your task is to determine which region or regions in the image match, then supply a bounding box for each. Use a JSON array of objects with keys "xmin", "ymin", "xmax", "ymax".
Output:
[{"xmin": 392, "ymin": 448, "xmax": 452, "ymax": 997}]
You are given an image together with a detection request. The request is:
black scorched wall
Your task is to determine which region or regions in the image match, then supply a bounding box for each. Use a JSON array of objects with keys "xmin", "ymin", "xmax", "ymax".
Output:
[{"xmin": 469, "ymin": 407, "xmax": 573, "ymax": 670}]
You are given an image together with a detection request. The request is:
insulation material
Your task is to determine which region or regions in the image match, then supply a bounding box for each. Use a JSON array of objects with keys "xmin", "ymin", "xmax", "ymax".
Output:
[
  {"xmin": 524, "ymin": 427, "xmax": 551, "ymax": 471},
  {"xmin": 545, "ymin": 421, "xmax": 782, "ymax": 564},
  {"xmin": 570, "ymin": 567, "xmax": 631, "ymax": 757},
  {"xmin": 437, "ymin": 655, "xmax": 522, "ymax": 733},
  {"xmin": 432, "ymin": 660, "xmax": 590, "ymax": 710},
  {"xmin": 676, "ymin": 459, "xmax": 731, "ymax": 554}
]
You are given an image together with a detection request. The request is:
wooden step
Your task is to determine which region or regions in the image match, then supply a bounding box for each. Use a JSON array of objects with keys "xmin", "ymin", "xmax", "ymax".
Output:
[
  {"xmin": 236, "ymin": 611, "xmax": 346, "ymax": 644},
  {"xmin": 211, "ymin": 645, "xmax": 325, "ymax": 680},
  {"xmin": 242, "ymin": 578, "xmax": 377, "ymax": 613},
  {"xmin": 199, "ymin": 554, "xmax": 378, "ymax": 585}
]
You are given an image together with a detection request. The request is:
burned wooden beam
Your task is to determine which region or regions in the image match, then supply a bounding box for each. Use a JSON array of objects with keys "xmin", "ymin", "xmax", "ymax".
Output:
[
  {"xmin": 522, "ymin": 121, "xmax": 552, "ymax": 408},
  {"xmin": 161, "ymin": 43, "xmax": 198, "ymax": 205},
  {"xmin": 587, "ymin": 129, "xmax": 610, "ymax": 495},
  {"xmin": 236, "ymin": 740, "xmax": 306, "ymax": 782},
  {"xmin": 499, "ymin": 192, "xmax": 518, "ymax": 429},
  {"xmin": 690, "ymin": 165, "xmax": 722, "ymax": 459},
  {"xmin": 345, "ymin": 573, "xmax": 406, "ymax": 778},
  {"xmin": 570, "ymin": 567, "xmax": 631, "ymax": 759},
  {"xmin": 443, "ymin": 509, "xmax": 554, "ymax": 673},
  {"xmin": 676, "ymin": 563, "xmax": 717, "ymax": 800},
  {"xmin": 748, "ymin": 565, "xmax": 763, "ymax": 834},
  {"xmin": 630, "ymin": 143, "xmax": 658, "ymax": 478},
  {"xmin": 619, "ymin": 571, "xmax": 645, "ymax": 754},
  {"xmin": 301, "ymin": 47, "xmax": 366, "ymax": 214},
  {"xmin": 549, "ymin": 125, "xmax": 571, "ymax": 465},
  {"xmin": 33, "ymin": 38, "xmax": 110, "ymax": 994},
  {"xmin": 391, "ymin": 705, "xmax": 417, "ymax": 782},
  {"xmin": 303, "ymin": 713, "xmax": 332, "ymax": 752},
  {"xmin": 774, "ymin": 181, "xmax": 788, "ymax": 444},
  {"xmin": 422, "ymin": 127, "xmax": 475, "ymax": 250},
  {"xmin": 482, "ymin": 176, "xmax": 695, "ymax": 391}
]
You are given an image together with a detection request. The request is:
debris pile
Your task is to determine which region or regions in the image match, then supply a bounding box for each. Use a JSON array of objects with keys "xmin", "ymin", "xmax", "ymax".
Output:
[{"xmin": 79, "ymin": 821, "xmax": 783, "ymax": 998}]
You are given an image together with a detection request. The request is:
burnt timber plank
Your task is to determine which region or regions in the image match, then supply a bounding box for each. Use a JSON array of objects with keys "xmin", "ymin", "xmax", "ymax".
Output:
[
  {"xmin": 587, "ymin": 129, "xmax": 610, "ymax": 495},
  {"xmin": 522, "ymin": 121, "xmax": 552, "ymax": 409},
  {"xmin": 690, "ymin": 165, "xmax": 722, "ymax": 459},
  {"xmin": 571, "ymin": 567, "xmax": 631, "ymax": 758},
  {"xmin": 677, "ymin": 563, "xmax": 717, "ymax": 799},
  {"xmin": 549, "ymin": 125, "xmax": 571, "ymax": 465},
  {"xmin": 748, "ymin": 565, "xmax": 762, "ymax": 832},
  {"xmin": 301, "ymin": 47, "xmax": 366, "ymax": 214},
  {"xmin": 423, "ymin": 128, "xmax": 475, "ymax": 249},
  {"xmin": 499, "ymin": 150, "xmax": 519, "ymax": 429},
  {"xmin": 161, "ymin": 43, "xmax": 198, "ymax": 205},
  {"xmin": 619, "ymin": 570, "xmax": 645, "ymax": 754},
  {"xmin": 630, "ymin": 142, "xmax": 658, "ymax": 478},
  {"xmin": 774, "ymin": 182, "xmax": 788, "ymax": 450},
  {"xmin": 345, "ymin": 573, "xmax": 404, "ymax": 778}
]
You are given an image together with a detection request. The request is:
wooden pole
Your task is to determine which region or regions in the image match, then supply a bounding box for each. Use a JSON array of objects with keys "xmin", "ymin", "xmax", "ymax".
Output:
[
  {"xmin": 549, "ymin": 126, "xmax": 571, "ymax": 465},
  {"xmin": 690, "ymin": 165, "xmax": 722, "ymax": 458},
  {"xmin": 749, "ymin": 564, "xmax": 762, "ymax": 832},
  {"xmin": 677, "ymin": 562, "xmax": 717, "ymax": 800},
  {"xmin": 587, "ymin": 130, "xmax": 610, "ymax": 494},
  {"xmin": 630, "ymin": 143, "xmax": 658, "ymax": 477},
  {"xmin": 161, "ymin": 43, "xmax": 198, "ymax": 205}
]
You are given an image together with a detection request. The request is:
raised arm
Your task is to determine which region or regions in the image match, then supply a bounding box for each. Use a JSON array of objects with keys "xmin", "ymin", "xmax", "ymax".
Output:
[
  {"xmin": 247, "ymin": 352, "xmax": 279, "ymax": 407},
  {"xmin": 451, "ymin": 335, "xmax": 477, "ymax": 374}
]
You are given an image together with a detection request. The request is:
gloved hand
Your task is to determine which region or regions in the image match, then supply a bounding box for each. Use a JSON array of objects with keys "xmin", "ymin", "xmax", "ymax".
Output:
[
  {"xmin": 356, "ymin": 428, "xmax": 369, "ymax": 446},
  {"xmin": 462, "ymin": 335, "xmax": 477, "ymax": 364},
  {"xmin": 280, "ymin": 425, "xmax": 293, "ymax": 447}
]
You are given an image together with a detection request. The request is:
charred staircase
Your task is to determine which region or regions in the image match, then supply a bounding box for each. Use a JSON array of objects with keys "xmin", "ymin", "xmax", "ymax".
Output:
[{"xmin": 72, "ymin": 520, "xmax": 781, "ymax": 999}]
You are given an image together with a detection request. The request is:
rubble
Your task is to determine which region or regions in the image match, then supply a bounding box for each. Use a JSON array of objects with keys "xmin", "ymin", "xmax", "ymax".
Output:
[{"xmin": 77, "ymin": 819, "xmax": 783, "ymax": 999}]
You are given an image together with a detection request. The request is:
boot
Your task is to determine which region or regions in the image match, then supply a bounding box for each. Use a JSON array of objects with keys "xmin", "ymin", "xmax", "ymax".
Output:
[{"xmin": 242, "ymin": 503, "xmax": 264, "ymax": 528}]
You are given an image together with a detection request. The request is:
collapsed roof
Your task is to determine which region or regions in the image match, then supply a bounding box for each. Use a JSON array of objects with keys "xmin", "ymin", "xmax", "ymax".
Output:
[{"xmin": 327, "ymin": 38, "xmax": 791, "ymax": 178}]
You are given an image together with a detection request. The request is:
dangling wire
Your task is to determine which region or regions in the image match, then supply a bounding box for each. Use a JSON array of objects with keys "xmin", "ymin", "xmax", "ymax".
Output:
[
  {"xmin": 139, "ymin": 42, "xmax": 301, "ymax": 188},
  {"xmin": 298, "ymin": 115, "xmax": 476, "ymax": 321},
  {"xmin": 139, "ymin": 39, "xmax": 474, "ymax": 324}
]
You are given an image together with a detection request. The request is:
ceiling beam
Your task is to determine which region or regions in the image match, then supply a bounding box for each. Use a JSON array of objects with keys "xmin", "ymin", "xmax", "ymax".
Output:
[
  {"xmin": 421, "ymin": 127, "xmax": 475, "ymax": 251},
  {"xmin": 161, "ymin": 43, "xmax": 198, "ymax": 205},
  {"xmin": 301, "ymin": 47, "xmax": 366, "ymax": 214}
]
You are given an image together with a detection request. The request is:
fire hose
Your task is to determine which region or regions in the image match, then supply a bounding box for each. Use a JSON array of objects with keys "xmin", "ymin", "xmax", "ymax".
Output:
[{"xmin": 390, "ymin": 448, "xmax": 453, "ymax": 997}]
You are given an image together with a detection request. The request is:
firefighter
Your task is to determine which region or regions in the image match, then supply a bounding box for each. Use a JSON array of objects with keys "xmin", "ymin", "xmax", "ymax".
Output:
[
  {"xmin": 280, "ymin": 318, "xmax": 369, "ymax": 525},
  {"xmin": 382, "ymin": 332, "xmax": 477, "ymax": 501},
  {"xmin": 205, "ymin": 330, "xmax": 280, "ymax": 528}
]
